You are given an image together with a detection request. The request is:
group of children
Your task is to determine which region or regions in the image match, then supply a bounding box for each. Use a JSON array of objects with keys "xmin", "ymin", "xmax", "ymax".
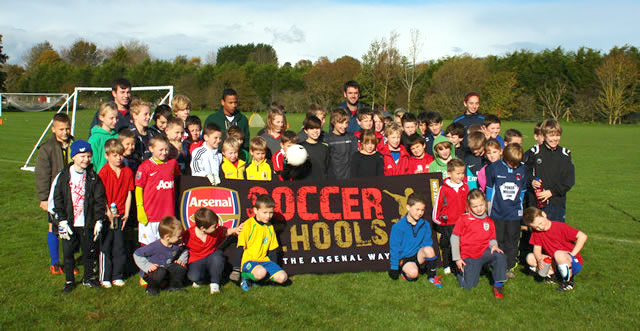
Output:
[{"xmin": 36, "ymin": 87, "xmax": 585, "ymax": 297}]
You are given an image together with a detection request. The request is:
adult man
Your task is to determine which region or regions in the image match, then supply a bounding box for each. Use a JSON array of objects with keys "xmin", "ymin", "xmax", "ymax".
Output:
[
  {"xmin": 204, "ymin": 88, "xmax": 250, "ymax": 150},
  {"xmin": 337, "ymin": 80, "xmax": 365, "ymax": 134},
  {"xmin": 88, "ymin": 78, "xmax": 132, "ymax": 136}
]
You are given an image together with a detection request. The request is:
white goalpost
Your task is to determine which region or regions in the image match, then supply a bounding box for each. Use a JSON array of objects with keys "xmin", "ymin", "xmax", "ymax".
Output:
[{"xmin": 20, "ymin": 85, "xmax": 173, "ymax": 172}]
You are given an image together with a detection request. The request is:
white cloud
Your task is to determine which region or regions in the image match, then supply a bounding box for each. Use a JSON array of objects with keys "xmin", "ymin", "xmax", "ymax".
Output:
[{"xmin": 1, "ymin": 0, "xmax": 638, "ymax": 66}]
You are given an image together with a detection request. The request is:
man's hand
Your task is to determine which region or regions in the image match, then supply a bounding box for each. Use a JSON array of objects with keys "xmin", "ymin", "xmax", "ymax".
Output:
[
  {"xmin": 388, "ymin": 269, "xmax": 400, "ymax": 280},
  {"xmin": 532, "ymin": 179, "xmax": 542, "ymax": 190},
  {"xmin": 58, "ymin": 221, "xmax": 73, "ymax": 240},
  {"xmin": 456, "ymin": 260, "xmax": 466, "ymax": 272},
  {"xmin": 39, "ymin": 201, "xmax": 48, "ymax": 211},
  {"xmin": 536, "ymin": 189, "xmax": 552, "ymax": 202}
]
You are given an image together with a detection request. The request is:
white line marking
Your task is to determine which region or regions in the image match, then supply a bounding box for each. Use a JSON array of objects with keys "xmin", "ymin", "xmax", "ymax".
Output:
[{"xmin": 592, "ymin": 235, "xmax": 640, "ymax": 245}]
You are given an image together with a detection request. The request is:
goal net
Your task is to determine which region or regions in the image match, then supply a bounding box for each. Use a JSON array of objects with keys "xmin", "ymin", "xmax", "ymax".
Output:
[
  {"xmin": 20, "ymin": 86, "xmax": 173, "ymax": 171},
  {"xmin": 0, "ymin": 93, "xmax": 69, "ymax": 114}
]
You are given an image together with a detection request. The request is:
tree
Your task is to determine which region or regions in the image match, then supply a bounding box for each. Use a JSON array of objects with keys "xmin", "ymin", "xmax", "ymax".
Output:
[
  {"xmin": 374, "ymin": 32, "xmax": 401, "ymax": 111},
  {"xmin": 0, "ymin": 35, "xmax": 8, "ymax": 91},
  {"xmin": 36, "ymin": 50, "xmax": 62, "ymax": 65},
  {"xmin": 205, "ymin": 51, "xmax": 217, "ymax": 65},
  {"xmin": 483, "ymin": 71, "xmax": 518, "ymax": 118},
  {"xmin": 596, "ymin": 53, "xmax": 639, "ymax": 125},
  {"xmin": 216, "ymin": 43, "xmax": 277, "ymax": 66},
  {"xmin": 104, "ymin": 40, "xmax": 150, "ymax": 66},
  {"xmin": 398, "ymin": 29, "xmax": 422, "ymax": 113},
  {"xmin": 358, "ymin": 40, "xmax": 382, "ymax": 109},
  {"xmin": 537, "ymin": 78, "xmax": 569, "ymax": 120},
  {"xmin": 304, "ymin": 56, "xmax": 361, "ymax": 109},
  {"xmin": 22, "ymin": 41, "xmax": 54, "ymax": 69},
  {"xmin": 3, "ymin": 64, "xmax": 25, "ymax": 92},
  {"xmin": 61, "ymin": 39, "xmax": 103, "ymax": 66}
]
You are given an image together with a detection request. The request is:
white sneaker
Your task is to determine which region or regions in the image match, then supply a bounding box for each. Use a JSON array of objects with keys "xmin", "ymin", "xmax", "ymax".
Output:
[
  {"xmin": 192, "ymin": 282, "xmax": 201, "ymax": 288},
  {"xmin": 113, "ymin": 279, "xmax": 125, "ymax": 287},
  {"xmin": 443, "ymin": 267, "xmax": 451, "ymax": 275},
  {"xmin": 102, "ymin": 281, "xmax": 112, "ymax": 288},
  {"xmin": 210, "ymin": 283, "xmax": 220, "ymax": 294}
]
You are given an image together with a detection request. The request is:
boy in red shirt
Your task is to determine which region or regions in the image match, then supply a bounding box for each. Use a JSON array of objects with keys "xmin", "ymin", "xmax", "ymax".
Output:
[
  {"xmin": 451, "ymin": 189, "xmax": 507, "ymax": 298},
  {"xmin": 97, "ymin": 139, "xmax": 134, "ymax": 288},
  {"xmin": 184, "ymin": 208, "xmax": 242, "ymax": 294},
  {"xmin": 379, "ymin": 123, "xmax": 411, "ymax": 176},
  {"xmin": 272, "ymin": 131, "xmax": 298, "ymax": 181},
  {"xmin": 407, "ymin": 135, "xmax": 434, "ymax": 174},
  {"xmin": 523, "ymin": 207, "xmax": 588, "ymax": 291}
]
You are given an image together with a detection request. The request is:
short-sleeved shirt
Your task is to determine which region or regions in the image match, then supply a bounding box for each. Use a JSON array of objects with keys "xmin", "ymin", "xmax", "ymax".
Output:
[
  {"xmin": 98, "ymin": 164, "xmax": 134, "ymax": 215},
  {"xmin": 135, "ymin": 158, "xmax": 180, "ymax": 222},
  {"xmin": 237, "ymin": 217, "xmax": 278, "ymax": 266},
  {"xmin": 453, "ymin": 213, "xmax": 496, "ymax": 259},
  {"xmin": 183, "ymin": 226, "xmax": 225, "ymax": 264},
  {"xmin": 530, "ymin": 221, "xmax": 583, "ymax": 264}
]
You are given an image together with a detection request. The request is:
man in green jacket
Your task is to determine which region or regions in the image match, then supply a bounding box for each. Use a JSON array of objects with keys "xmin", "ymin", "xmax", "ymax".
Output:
[{"xmin": 204, "ymin": 88, "xmax": 250, "ymax": 150}]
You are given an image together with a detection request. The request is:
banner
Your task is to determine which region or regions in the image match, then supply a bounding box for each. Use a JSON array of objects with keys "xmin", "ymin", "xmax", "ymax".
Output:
[{"xmin": 177, "ymin": 173, "xmax": 442, "ymax": 275}]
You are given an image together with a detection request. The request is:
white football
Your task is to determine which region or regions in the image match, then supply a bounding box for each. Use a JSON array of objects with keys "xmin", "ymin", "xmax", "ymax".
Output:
[{"xmin": 286, "ymin": 144, "xmax": 308, "ymax": 166}]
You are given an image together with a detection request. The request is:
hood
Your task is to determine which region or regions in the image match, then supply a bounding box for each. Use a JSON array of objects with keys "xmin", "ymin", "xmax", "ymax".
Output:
[
  {"xmin": 90, "ymin": 125, "xmax": 116, "ymax": 138},
  {"xmin": 431, "ymin": 135, "xmax": 456, "ymax": 166}
]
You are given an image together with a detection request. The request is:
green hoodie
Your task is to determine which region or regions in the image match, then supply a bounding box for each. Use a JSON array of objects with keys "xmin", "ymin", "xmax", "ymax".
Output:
[
  {"xmin": 88, "ymin": 125, "xmax": 118, "ymax": 172},
  {"xmin": 428, "ymin": 135, "xmax": 456, "ymax": 179}
]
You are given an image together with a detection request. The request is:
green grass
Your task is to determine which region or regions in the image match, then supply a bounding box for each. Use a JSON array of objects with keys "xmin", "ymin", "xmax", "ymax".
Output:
[{"xmin": 1, "ymin": 109, "xmax": 640, "ymax": 329}]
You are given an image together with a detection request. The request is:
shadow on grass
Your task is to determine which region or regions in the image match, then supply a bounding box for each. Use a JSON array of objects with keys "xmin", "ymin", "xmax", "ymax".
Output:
[{"xmin": 608, "ymin": 203, "xmax": 640, "ymax": 223}]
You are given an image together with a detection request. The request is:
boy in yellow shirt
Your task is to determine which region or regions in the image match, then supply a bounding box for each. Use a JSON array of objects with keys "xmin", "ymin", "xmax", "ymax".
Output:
[
  {"xmin": 244, "ymin": 136, "xmax": 276, "ymax": 181},
  {"xmin": 219, "ymin": 138, "xmax": 246, "ymax": 179}
]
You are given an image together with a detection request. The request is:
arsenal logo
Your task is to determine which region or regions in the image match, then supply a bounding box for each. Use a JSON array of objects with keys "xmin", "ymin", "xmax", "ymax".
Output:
[{"xmin": 180, "ymin": 186, "xmax": 241, "ymax": 230}]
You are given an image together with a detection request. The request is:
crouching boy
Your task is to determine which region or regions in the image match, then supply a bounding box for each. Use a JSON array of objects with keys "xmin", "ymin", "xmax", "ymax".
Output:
[
  {"xmin": 52, "ymin": 140, "xmax": 106, "ymax": 293},
  {"xmin": 134, "ymin": 216, "xmax": 188, "ymax": 296},
  {"xmin": 388, "ymin": 193, "xmax": 442, "ymax": 288}
]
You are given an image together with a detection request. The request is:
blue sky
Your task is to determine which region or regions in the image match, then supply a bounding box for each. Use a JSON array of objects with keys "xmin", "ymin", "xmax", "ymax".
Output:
[{"xmin": 1, "ymin": 0, "xmax": 638, "ymax": 66}]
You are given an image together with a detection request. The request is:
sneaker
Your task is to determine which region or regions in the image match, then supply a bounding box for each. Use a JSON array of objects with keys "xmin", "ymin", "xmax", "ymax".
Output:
[
  {"xmin": 112, "ymin": 279, "xmax": 125, "ymax": 287},
  {"xmin": 210, "ymin": 283, "xmax": 220, "ymax": 294},
  {"xmin": 192, "ymin": 282, "xmax": 201, "ymax": 288},
  {"xmin": 443, "ymin": 267, "xmax": 451, "ymax": 275},
  {"xmin": 493, "ymin": 286, "xmax": 504, "ymax": 298},
  {"xmin": 506, "ymin": 270, "xmax": 516, "ymax": 280},
  {"xmin": 428, "ymin": 276, "xmax": 443, "ymax": 288},
  {"xmin": 240, "ymin": 278, "xmax": 251, "ymax": 292},
  {"xmin": 50, "ymin": 264, "xmax": 63, "ymax": 275},
  {"xmin": 557, "ymin": 281, "xmax": 574, "ymax": 291},
  {"xmin": 139, "ymin": 276, "xmax": 148, "ymax": 288},
  {"xmin": 146, "ymin": 286, "xmax": 160, "ymax": 296},
  {"xmin": 102, "ymin": 281, "xmax": 112, "ymax": 288},
  {"xmin": 229, "ymin": 269, "xmax": 241, "ymax": 282},
  {"xmin": 82, "ymin": 279, "xmax": 100, "ymax": 289},
  {"xmin": 63, "ymin": 281, "xmax": 75, "ymax": 293}
]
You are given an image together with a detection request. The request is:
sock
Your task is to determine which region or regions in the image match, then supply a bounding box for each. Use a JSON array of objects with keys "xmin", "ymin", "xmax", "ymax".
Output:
[
  {"xmin": 494, "ymin": 281, "xmax": 504, "ymax": 288},
  {"xmin": 425, "ymin": 257, "xmax": 437, "ymax": 279},
  {"xmin": 557, "ymin": 264, "xmax": 571, "ymax": 282},
  {"xmin": 241, "ymin": 272, "xmax": 257, "ymax": 281},
  {"xmin": 48, "ymin": 232, "xmax": 60, "ymax": 265}
]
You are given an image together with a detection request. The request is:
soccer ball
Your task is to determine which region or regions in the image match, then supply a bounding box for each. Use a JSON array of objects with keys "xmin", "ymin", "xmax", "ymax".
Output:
[{"xmin": 286, "ymin": 144, "xmax": 308, "ymax": 166}]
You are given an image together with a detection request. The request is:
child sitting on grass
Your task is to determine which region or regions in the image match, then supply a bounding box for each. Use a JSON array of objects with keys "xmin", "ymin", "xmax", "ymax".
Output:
[
  {"xmin": 134, "ymin": 216, "xmax": 188, "ymax": 296},
  {"xmin": 238, "ymin": 194, "xmax": 288, "ymax": 291},
  {"xmin": 451, "ymin": 189, "xmax": 507, "ymax": 298},
  {"xmin": 388, "ymin": 193, "xmax": 441, "ymax": 288}
]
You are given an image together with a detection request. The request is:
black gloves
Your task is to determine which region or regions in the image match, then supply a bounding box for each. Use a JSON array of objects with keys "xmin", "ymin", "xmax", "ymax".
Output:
[{"xmin": 388, "ymin": 269, "xmax": 400, "ymax": 280}]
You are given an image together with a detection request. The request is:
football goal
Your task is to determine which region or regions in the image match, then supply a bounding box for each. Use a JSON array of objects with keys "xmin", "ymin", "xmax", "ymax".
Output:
[
  {"xmin": 0, "ymin": 92, "xmax": 70, "ymax": 116},
  {"xmin": 20, "ymin": 85, "xmax": 173, "ymax": 172}
]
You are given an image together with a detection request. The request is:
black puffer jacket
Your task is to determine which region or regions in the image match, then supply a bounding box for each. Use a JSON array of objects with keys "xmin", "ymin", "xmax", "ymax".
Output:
[{"xmin": 52, "ymin": 164, "xmax": 106, "ymax": 228}]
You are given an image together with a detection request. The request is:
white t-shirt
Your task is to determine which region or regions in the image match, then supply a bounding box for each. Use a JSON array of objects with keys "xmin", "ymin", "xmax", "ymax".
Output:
[{"xmin": 69, "ymin": 169, "xmax": 86, "ymax": 227}]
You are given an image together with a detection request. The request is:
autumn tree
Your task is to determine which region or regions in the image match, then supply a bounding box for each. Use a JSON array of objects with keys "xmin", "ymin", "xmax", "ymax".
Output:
[
  {"xmin": 0, "ymin": 35, "xmax": 8, "ymax": 91},
  {"xmin": 304, "ymin": 56, "xmax": 360, "ymax": 109},
  {"xmin": 596, "ymin": 53, "xmax": 639, "ymax": 124},
  {"xmin": 104, "ymin": 40, "xmax": 150, "ymax": 66},
  {"xmin": 61, "ymin": 39, "xmax": 103, "ymax": 66},
  {"xmin": 483, "ymin": 71, "xmax": 518, "ymax": 118},
  {"xmin": 537, "ymin": 78, "xmax": 569, "ymax": 120},
  {"xmin": 399, "ymin": 29, "xmax": 423, "ymax": 113},
  {"xmin": 22, "ymin": 41, "xmax": 54, "ymax": 69},
  {"xmin": 374, "ymin": 32, "xmax": 401, "ymax": 111}
]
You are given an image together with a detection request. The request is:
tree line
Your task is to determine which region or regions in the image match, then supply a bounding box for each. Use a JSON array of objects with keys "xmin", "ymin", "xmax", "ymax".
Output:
[{"xmin": 1, "ymin": 34, "xmax": 638, "ymax": 124}]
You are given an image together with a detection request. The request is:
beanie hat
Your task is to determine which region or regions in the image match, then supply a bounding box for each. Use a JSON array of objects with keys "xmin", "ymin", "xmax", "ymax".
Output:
[{"xmin": 70, "ymin": 140, "xmax": 92, "ymax": 158}]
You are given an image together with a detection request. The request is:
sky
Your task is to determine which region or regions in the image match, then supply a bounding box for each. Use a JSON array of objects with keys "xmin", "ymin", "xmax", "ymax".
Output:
[{"xmin": 1, "ymin": 0, "xmax": 638, "ymax": 66}]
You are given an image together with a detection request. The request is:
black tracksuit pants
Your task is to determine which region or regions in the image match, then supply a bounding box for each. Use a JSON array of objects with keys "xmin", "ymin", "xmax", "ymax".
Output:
[{"xmin": 62, "ymin": 227, "xmax": 98, "ymax": 283}]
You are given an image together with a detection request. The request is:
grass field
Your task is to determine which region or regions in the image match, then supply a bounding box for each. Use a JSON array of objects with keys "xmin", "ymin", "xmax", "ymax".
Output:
[{"xmin": 1, "ymin": 109, "xmax": 639, "ymax": 330}]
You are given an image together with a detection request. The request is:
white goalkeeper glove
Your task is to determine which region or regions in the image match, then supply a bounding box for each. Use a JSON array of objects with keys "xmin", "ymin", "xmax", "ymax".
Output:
[
  {"xmin": 58, "ymin": 221, "xmax": 73, "ymax": 240},
  {"xmin": 93, "ymin": 220, "xmax": 103, "ymax": 241},
  {"xmin": 206, "ymin": 174, "xmax": 221, "ymax": 186}
]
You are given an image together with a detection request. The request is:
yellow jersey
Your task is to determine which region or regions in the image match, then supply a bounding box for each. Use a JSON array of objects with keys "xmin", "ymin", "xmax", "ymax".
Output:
[
  {"xmin": 220, "ymin": 157, "xmax": 246, "ymax": 179},
  {"xmin": 244, "ymin": 159, "xmax": 274, "ymax": 181},
  {"xmin": 237, "ymin": 217, "xmax": 279, "ymax": 266}
]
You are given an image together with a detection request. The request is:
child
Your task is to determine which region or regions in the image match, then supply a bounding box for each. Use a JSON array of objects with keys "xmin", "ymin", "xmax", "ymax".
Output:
[
  {"xmin": 424, "ymin": 112, "xmax": 444, "ymax": 157},
  {"xmin": 477, "ymin": 139, "xmax": 502, "ymax": 192},
  {"xmin": 463, "ymin": 131, "xmax": 487, "ymax": 190},
  {"xmin": 451, "ymin": 189, "xmax": 507, "ymax": 298},
  {"xmin": 219, "ymin": 138, "xmax": 246, "ymax": 180},
  {"xmin": 523, "ymin": 122, "xmax": 543, "ymax": 200},
  {"xmin": 238, "ymin": 194, "xmax": 288, "ymax": 291},
  {"xmin": 350, "ymin": 130, "xmax": 384, "ymax": 178},
  {"xmin": 135, "ymin": 135, "xmax": 180, "ymax": 246},
  {"xmin": 483, "ymin": 115, "xmax": 504, "ymax": 148},
  {"xmin": 407, "ymin": 135, "xmax": 434, "ymax": 174},
  {"xmin": 245, "ymin": 136, "xmax": 276, "ymax": 181},
  {"xmin": 133, "ymin": 216, "xmax": 188, "ymax": 296},
  {"xmin": 184, "ymin": 208, "xmax": 242, "ymax": 294},
  {"xmin": 117, "ymin": 129, "xmax": 139, "ymax": 172},
  {"xmin": 52, "ymin": 140, "xmax": 106, "ymax": 293},
  {"xmin": 36, "ymin": 113, "xmax": 73, "ymax": 274},
  {"xmin": 428, "ymin": 135, "xmax": 456, "ymax": 179},
  {"xmin": 227, "ymin": 125, "xmax": 251, "ymax": 163},
  {"xmin": 300, "ymin": 115, "xmax": 329, "ymax": 180},
  {"xmin": 372, "ymin": 109, "xmax": 386, "ymax": 139},
  {"xmin": 97, "ymin": 139, "xmax": 134, "ymax": 288},
  {"xmin": 453, "ymin": 92, "xmax": 485, "ymax": 130},
  {"xmin": 400, "ymin": 113, "xmax": 420, "ymax": 150},
  {"xmin": 486, "ymin": 143, "xmax": 527, "ymax": 279},
  {"xmin": 172, "ymin": 95, "xmax": 191, "ymax": 141},
  {"xmin": 166, "ymin": 117, "xmax": 189, "ymax": 174},
  {"xmin": 88, "ymin": 102, "xmax": 118, "ymax": 172},
  {"xmin": 150, "ymin": 105, "xmax": 172, "ymax": 136},
  {"xmin": 325, "ymin": 108, "xmax": 358, "ymax": 180},
  {"xmin": 379, "ymin": 122, "xmax": 411, "ymax": 176},
  {"xmin": 504, "ymin": 129, "xmax": 523, "ymax": 147},
  {"xmin": 129, "ymin": 99, "xmax": 155, "ymax": 163},
  {"xmin": 183, "ymin": 115, "xmax": 204, "ymax": 155},
  {"xmin": 272, "ymin": 131, "xmax": 298, "ymax": 181},
  {"xmin": 433, "ymin": 159, "xmax": 469, "ymax": 274},
  {"xmin": 416, "ymin": 112, "xmax": 429, "ymax": 137},
  {"xmin": 393, "ymin": 108, "xmax": 406, "ymax": 125},
  {"xmin": 388, "ymin": 193, "xmax": 441, "ymax": 288},
  {"xmin": 191, "ymin": 123, "xmax": 223, "ymax": 184},
  {"xmin": 525, "ymin": 119, "xmax": 574, "ymax": 222},
  {"xmin": 445, "ymin": 122, "xmax": 466, "ymax": 160},
  {"xmin": 524, "ymin": 207, "xmax": 587, "ymax": 291},
  {"xmin": 298, "ymin": 104, "xmax": 327, "ymax": 143},
  {"xmin": 353, "ymin": 109, "xmax": 384, "ymax": 151},
  {"xmin": 260, "ymin": 103, "xmax": 287, "ymax": 158}
]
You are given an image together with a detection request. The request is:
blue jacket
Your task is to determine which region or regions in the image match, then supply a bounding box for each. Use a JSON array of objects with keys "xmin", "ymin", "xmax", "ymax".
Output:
[
  {"xmin": 389, "ymin": 215, "xmax": 433, "ymax": 270},
  {"xmin": 486, "ymin": 160, "xmax": 527, "ymax": 221},
  {"xmin": 334, "ymin": 101, "xmax": 365, "ymax": 134}
]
